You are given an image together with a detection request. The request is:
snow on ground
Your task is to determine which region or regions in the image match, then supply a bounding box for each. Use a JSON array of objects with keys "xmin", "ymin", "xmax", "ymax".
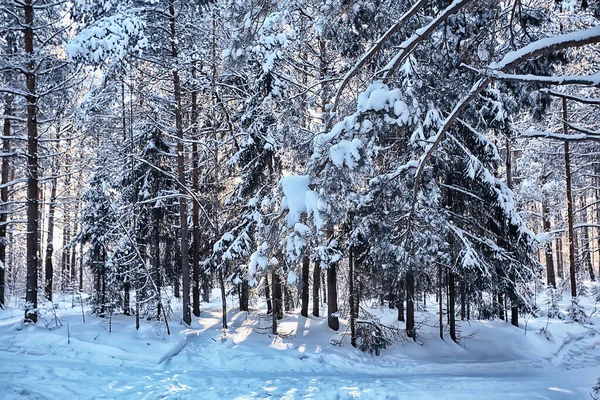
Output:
[{"xmin": 0, "ymin": 289, "xmax": 599, "ymax": 399}]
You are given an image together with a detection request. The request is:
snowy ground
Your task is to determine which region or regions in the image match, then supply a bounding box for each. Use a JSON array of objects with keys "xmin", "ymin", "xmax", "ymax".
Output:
[{"xmin": 0, "ymin": 290, "xmax": 599, "ymax": 399}]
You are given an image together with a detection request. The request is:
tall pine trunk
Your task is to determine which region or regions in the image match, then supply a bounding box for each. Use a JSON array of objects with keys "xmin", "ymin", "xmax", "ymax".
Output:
[
  {"xmin": 448, "ymin": 270, "xmax": 456, "ymax": 342},
  {"xmin": 563, "ymin": 98, "xmax": 577, "ymax": 298},
  {"xmin": 327, "ymin": 265, "xmax": 339, "ymax": 331},
  {"xmin": 301, "ymin": 256, "xmax": 309, "ymax": 317},
  {"xmin": 168, "ymin": 0, "xmax": 191, "ymax": 325},
  {"xmin": 506, "ymin": 138, "xmax": 519, "ymax": 327},
  {"xmin": 349, "ymin": 246, "xmax": 356, "ymax": 347},
  {"xmin": 312, "ymin": 260, "xmax": 320, "ymax": 317},
  {"xmin": 24, "ymin": 0, "xmax": 39, "ymax": 323},
  {"xmin": 44, "ymin": 170, "xmax": 57, "ymax": 301},
  {"xmin": 191, "ymin": 78, "xmax": 201, "ymax": 317},
  {"xmin": 0, "ymin": 69, "xmax": 13, "ymax": 308},
  {"xmin": 240, "ymin": 280, "xmax": 249, "ymax": 311},
  {"xmin": 580, "ymin": 196, "xmax": 595, "ymax": 281},
  {"xmin": 397, "ymin": 278, "xmax": 404, "ymax": 322},
  {"xmin": 542, "ymin": 197, "xmax": 556, "ymax": 288},
  {"xmin": 406, "ymin": 271, "xmax": 415, "ymax": 340}
]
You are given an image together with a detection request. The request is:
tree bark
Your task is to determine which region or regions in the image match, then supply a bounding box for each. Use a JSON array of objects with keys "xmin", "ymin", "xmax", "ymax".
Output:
[
  {"xmin": 563, "ymin": 98, "xmax": 577, "ymax": 298},
  {"xmin": 265, "ymin": 272, "xmax": 272, "ymax": 314},
  {"xmin": 542, "ymin": 197, "xmax": 556, "ymax": 288},
  {"xmin": 301, "ymin": 256, "xmax": 309, "ymax": 317},
  {"xmin": 218, "ymin": 268, "xmax": 227, "ymax": 329},
  {"xmin": 397, "ymin": 278, "xmax": 404, "ymax": 322},
  {"xmin": 272, "ymin": 270, "xmax": 283, "ymax": 320},
  {"xmin": 349, "ymin": 246, "xmax": 356, "ymax": 347},
  {"xmin": 327, "ymin": 265, "xmax": 339, "ymax": 331},
  {"xmin": 240, "ymin": 279, "xmax": 249, "ymax": 311},
  {"xmin": 312, "ymin": 260, "xmax": 320, "ymax": 317},
  {"xmin": 579, "ymin": 196, "xmax": 595, "ymax": 281},
  {"xmin": 24, "ymin": 0, "xmax": 39, "ymax": 323},
  {"xmin": 406, "ymin": 271, "xmax": 415, "ymax": 340},
  {"xmin": 506, "ymin": 138, "xmax": 519, "ymax": 327},
  {"xmin": 154, "ymin": 210, "xmax": 162, "ymax": 319},
  {"xmin": 191, "ymin": 76, "xmax": 201, "ymax": 317},
  {"xmin": 44, "ymin": 170, "xmax": 57, "ymax": 301},
  {"xmin": 556, "ymin": 235, "xmax": 564, "ymax": 280},
  {"xmin": 448, "ymin": 270, "xmax": 456, "ymax": 342},
  {"xmin": 168, "ymin": 0, "xmax": 191, "ymax": 325},
  {"xmin": 0, "ymin": 62, "xmax": 12, "ymax": 308}
]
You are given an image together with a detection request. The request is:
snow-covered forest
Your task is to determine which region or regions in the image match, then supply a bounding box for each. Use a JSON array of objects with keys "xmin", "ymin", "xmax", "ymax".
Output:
[{"xmin": 1, "ymin": 0, "xmax": 600, "ymax": 398}]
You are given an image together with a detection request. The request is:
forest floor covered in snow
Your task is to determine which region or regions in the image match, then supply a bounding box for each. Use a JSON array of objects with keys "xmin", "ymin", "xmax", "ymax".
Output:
[{"xmin": 0, "ymin": 289, "xmax": 599, "ymax": 399}]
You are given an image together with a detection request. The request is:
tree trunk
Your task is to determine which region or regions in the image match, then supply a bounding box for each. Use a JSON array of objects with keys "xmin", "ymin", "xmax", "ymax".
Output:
[
  {"xmin": 596, "ymin": 163, "xmax": 600, "ymax": 280},
  {"xmin": 265, "ymin": 272, "xmax": 272, "ymax": 314},
  {"xmin": 0, "ymin": 67, "xmax": 13, "ymax": 308},
  {"xmin": 24, "ymin": 0, "xmax": 39, "ymax": 323},
  {"xmin": 272, "ymin": 270, "xmax": 283, "ymax": 320},
  {"xmin": 556, "ymin": 235, "xmax": 564, "ymax": 280},
  {"xmin": 44, "ymin": 172, "xmax": 57, "ymax": 301},
  {"xmin": 218, "ymin": 268, "xmax": 227, "ymax": 329},
  {"xmin": 169, "ymin": 0, "xmax": 191, "ymax": 325},
  {"xmin": 327, "ymin": 265, "xmax": 339, "ymax": 331},
  {"xmin": 397, "ymin": 278, "xmax": 404, "ymax": 322},
  {"xmin": 563, "ymin": 98, "xmax": 577, "ymax": 298},
  {"xmin": 406, "ymin": 271, "xmax": 415, "ymax": 340},
  {"xmin": 542, "ymin": 198, "xmax": 556, "ymax": 288},
  {"xmin": 349, "ymin": 246, "xmax": 356, "ymax": 347},
  {"xmin": 191, "ymin": 76, "xmax": 201, "ymax": 317},
  {"xmin": 580, "ymin": 196, "xmax": 595, "ymax": 281},
  {"xmin": 321, "ymin": 269, "xmax": 327, "ymax": 303},
  {"xmin": 240, "ymin": 279, "xmax": 249, "ymax": 311},
  {"xmin": 301, "ymin": 256, "xmax": 309, "ymax": 317},
  {"xmin": 438, "ymin": 266, "xmax": 443, "ymax": 339},
  {"xmin": 506, "ymin": 138, "xmax": 519, "ymax": 327},
  {"xmin": 460, "ymin": 277, "xmax": 466, "ymax": 321},
  {"xmin": 154, "ymin": 210, "xmax": 161, "ymax": 320},
  {"xmin": 312, "ymin": 260, "xmax": 320, "ymax": 317},
  {"xmin": 448, "ymin": 270, "xmax": 456, "ymax": 342},
  {"xmin": 61, "ymin": 203, "xmax": 71, "ymax": 292}
]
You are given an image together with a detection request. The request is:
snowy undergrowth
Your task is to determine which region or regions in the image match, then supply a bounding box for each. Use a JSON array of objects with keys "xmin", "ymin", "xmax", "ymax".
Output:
[{"xmin": 0, "ymin": 288, "xmax": 599, "ymax": 399}]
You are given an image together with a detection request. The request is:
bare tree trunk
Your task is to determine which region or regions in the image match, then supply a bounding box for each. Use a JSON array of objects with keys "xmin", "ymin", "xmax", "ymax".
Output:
[
  {"xmin": 460, "ymin": 277, "xmax": 466, "ymax": 321},
  {"xmin": 312, "ymin": 260, "xmax": 320, "ymax": 316},
  {"xmin": 24, "ymin": 0, "xmax": 39, "ymax": 323},
  {"xmin": 321, "ymin": 270, "xmax": 327, "ymax": 303},
  {"xmin": 556, "ymin": 235, "xmax": 564, "ymax": 280},
  {"xmin": 168, "ymin": 0, "xmax": 191, "ymax": 325},
  {"xmin": 301, "ymin": 256, "xmax": 309, "ymax": 317},
  {"xmin": 563, "ymin": 98, "xmax": 577, "ymax": 298},
  {"xmin": 218, "ymin": 268, "xmax": 227, "ymax": 329},
  {"xmin": 44, "ymin": 170, "xmax": 57, "ymax": 301},
  {"xmin": 580, "ymin": 196, "xmax": 595, "ymax": 281},
  {"xmin": 327, "ymin": 265, "xmax": 339, "ymax": 331},
  {"xmin": 0, "ymin": 66, "xmax": 13, "ymax": 308},
  {"xmin": 154, "ymin": 210, "xmax": 162, "ymax": 320},
  {"xmin": 406, "ymin": 271, "xmax": 415, "ymax": 340},
  {"xmin": 397, "ymin": 278, "xmax": 405, "ymax": 322},
  {"xmin": 265, "ymin": 272, "xmax": 272, "ymax": 313},
  {"xmin": 273, "ymin": 270, "xmax": 283, "ymax": 320},
  {"xmin": 240, "ymin": 280, "xmax": 249, "ymax": 311},
  {"xmin": 349, "ymin": 246, "xmax": 356, "ymax": 347},
  {"xmin": 448, "ymin": 270, "xmax": 456, "ymax": 342},
  {"xmin": 506, "ymin": 138, "xmax": 519, "ymax": 327},
  {"xmin": 61, "ymin": 202, "xmax": 71, "ymax": 292},
  {"xmin": 596, "ymin": 164, "xmax": 600, "ymax": 280},
  {"xmin": 70, "ymin": 197, "xmax": 78, "ymax": 291},
  {"xmin": 438, "ymin": 267, "xmax": 443, "ymax": 339},
  {"xmin": 542, "ymin": 197, "xmax": 556, "ymax": 288},
  {"xmin": 191, "ymin": 75, "xmax": 201, "ymax": 317}
]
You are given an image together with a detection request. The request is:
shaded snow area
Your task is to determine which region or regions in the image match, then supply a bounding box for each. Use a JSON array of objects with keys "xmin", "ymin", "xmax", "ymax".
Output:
[{"xmin": 1, "ymin": 291, "xmax": 599, "ymax": 399}]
